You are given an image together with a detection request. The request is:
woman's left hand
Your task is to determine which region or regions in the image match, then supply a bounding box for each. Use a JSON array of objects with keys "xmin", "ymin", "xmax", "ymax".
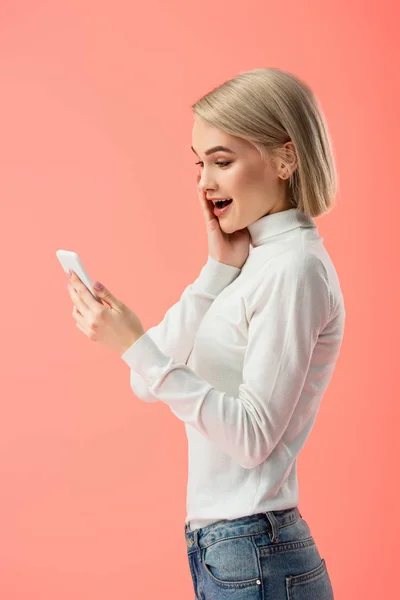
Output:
[{"xmin": 67, "ymin": 271, "xmax": 145, "ymax": 356}]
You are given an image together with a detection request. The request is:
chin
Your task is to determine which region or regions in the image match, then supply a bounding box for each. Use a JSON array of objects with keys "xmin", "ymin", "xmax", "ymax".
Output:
[{"xmin": 219, "ymin": 221, "xmax": 238, "ymax": 234}]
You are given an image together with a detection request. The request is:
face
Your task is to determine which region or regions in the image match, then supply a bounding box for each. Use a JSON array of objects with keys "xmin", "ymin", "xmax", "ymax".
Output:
[{"xmin": 192, "ymin": 117, "xmax": 294, "ymax": 234}]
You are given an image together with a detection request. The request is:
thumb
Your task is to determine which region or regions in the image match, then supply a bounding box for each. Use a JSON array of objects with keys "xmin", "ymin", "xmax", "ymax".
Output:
[{"xmin": 92, "ymin": 281, "xmax": 122, "ymax": 308}]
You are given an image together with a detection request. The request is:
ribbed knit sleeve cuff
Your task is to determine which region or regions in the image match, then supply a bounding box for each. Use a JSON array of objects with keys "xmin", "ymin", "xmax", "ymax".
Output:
[{"xmin": 121, "ymin": 331, "xmax": 171, "ymax": 374}]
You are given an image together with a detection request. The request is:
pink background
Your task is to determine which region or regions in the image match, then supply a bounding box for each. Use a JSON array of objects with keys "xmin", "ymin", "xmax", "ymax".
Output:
[{"xmin": 0, "ymin": 1, "xmax": 398, "ymax": 597}]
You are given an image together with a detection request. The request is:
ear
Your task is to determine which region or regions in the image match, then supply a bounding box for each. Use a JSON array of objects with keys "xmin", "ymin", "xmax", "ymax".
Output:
[{"xmin": 277, "ymin": 141, "xmax": 298, "ymax": 180}]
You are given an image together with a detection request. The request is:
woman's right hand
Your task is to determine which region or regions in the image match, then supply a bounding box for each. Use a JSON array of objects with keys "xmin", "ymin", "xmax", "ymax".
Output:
[{"xmin": 197, "ymin": 175, "xmax": 251, "ymax": 270}]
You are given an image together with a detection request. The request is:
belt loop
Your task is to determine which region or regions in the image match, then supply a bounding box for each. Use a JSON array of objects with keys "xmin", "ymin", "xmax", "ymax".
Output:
[
  {"xmin": 193, "ymin": 529, "xmax": 199, "ymax": 548},
  {"xmin": 265, "ymin": 511, "xmax": 279, "ymax": 543}
]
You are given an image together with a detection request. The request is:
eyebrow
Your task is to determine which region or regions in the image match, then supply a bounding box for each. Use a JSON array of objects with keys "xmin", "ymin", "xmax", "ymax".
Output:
[{"xmin": 191, "ymin": 145, "xmax": 236, "ymax": 156}]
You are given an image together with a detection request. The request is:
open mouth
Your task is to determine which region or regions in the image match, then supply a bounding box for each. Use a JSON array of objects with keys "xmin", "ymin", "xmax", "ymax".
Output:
[
  {"xmin": 214, "ymin": 199, "xmax": 233, "ymax": 209},
  {"xmin": 213, "ymin": 198, "xmax": 233, "ymax": 217}
]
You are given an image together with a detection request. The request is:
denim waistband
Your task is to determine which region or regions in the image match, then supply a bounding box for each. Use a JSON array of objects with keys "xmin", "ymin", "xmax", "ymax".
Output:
[{"xmin": 185, "ymin": 507, "xmax": 301, "ymax": 551}]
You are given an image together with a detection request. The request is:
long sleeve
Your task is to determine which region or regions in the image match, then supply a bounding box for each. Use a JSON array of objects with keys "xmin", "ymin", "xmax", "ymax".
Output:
[
  {"xmin": 126, "ymin": 256, "xmax": 241, "ymax": 402},
  {"xmin": 121, "ymin": 252, "xmax": 332, "ymax": 468}
]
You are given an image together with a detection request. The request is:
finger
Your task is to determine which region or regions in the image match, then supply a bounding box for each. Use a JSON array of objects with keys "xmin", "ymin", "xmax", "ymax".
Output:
[
  {"xmin": 73, "ymin": 306, "xmax": 96, "ymax": 336},
  {"xmin": 72, "ymin": 304, "xmax": 83, "ymax": 319},
  {"xmin": 68, "ymin": 284, "xmax": 89, "ymax": 316},
  {"xmin": 70, "ymin": 272, "xmax": 100, "ymax": 311},
  {"xmin": 196, "ymin": 175, "xmax": 215, "ymax": 223},
  {"xmin": 76, "ymin": 321, "xmax": 95, "ymax": 339},
  {"xmin": 73, "ymin": 304, "xmax": 96, "ymax": 328},
  {"xmin": 75, "ymin": 320, "xmax": 86, "ymax": 334},
  {"xmin": 72, "ymin": 304, "xmax": 87, "ymax": 327}
]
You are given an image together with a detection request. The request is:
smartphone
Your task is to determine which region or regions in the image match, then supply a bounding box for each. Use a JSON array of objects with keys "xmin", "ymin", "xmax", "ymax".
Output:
[{"xmin": 56, "ymin": 250, "xmax": 101, "ymax": 302}]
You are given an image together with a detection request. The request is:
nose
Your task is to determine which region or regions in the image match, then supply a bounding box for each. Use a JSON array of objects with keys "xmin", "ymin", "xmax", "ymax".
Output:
[{"xmin": 197, "ymin": 171, "xmax": 216, "ymax": 194}]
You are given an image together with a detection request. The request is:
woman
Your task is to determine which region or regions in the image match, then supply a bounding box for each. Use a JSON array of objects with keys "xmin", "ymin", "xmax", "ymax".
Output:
[{"xmin": 123, "ymin": 67, "xmax": 345, "ymax": 598}]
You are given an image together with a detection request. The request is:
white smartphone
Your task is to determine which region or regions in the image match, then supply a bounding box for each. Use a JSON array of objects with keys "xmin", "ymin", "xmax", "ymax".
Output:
[{"xmin": 56, "ymin": 249, "xmax": 101, "ymax": 302}]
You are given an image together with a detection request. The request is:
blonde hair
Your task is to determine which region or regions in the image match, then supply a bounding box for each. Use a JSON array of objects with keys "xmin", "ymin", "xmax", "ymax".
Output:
[{"xmin": 191, "ymin": 68, "xmax": 338, "ymax": 217}]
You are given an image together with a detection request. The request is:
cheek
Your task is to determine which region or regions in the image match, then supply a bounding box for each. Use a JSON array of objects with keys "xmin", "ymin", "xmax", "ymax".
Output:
[
  {"xmin": 232, "ymin": 166, "xmax": 262, "ymax": 196},
  {"xmin": 228, "ymin": 164, "xmax": 248, "ymax": 190},
  {"xmin": 247, "ymin": 164, "xmax": 273, "ymax": 192}
]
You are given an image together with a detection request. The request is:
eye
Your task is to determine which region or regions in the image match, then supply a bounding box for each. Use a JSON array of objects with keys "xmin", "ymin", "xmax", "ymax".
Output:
[{"xmin": 195, "ymin": 161, "xmax": 231, "ymax": 168}]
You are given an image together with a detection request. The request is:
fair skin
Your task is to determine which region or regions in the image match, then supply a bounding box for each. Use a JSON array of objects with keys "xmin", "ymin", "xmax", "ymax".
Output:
[
  {"xmin": 192, "ymin": 116, "xmax": 297, "ymax": 237},
  {"xmin": 67, "ymin": 117, "xmax": 297, "ymax": 353}
]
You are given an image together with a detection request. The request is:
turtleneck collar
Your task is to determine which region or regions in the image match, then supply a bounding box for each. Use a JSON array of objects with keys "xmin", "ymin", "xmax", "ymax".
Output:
[{"xmin": 248, "ymin": 208, "xmax": 316, "ymax": 248}]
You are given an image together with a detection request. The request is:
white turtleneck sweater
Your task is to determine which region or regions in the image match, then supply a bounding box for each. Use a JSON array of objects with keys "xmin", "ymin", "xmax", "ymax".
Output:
[{"xmin": 121, "ymin": 208, "xmax": 346, "ymax": 531}]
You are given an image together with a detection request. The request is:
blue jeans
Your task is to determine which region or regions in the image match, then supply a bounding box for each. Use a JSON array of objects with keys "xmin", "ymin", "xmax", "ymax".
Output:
[{"xmin": 185, "ymin": 507, "xmax": 334, "ymax": 599}]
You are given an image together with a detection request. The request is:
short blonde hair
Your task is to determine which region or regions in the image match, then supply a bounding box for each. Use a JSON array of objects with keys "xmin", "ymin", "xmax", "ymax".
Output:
[{"xmin": 191, "ymin": 68, "xmax": 338, "ymax": 217}]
